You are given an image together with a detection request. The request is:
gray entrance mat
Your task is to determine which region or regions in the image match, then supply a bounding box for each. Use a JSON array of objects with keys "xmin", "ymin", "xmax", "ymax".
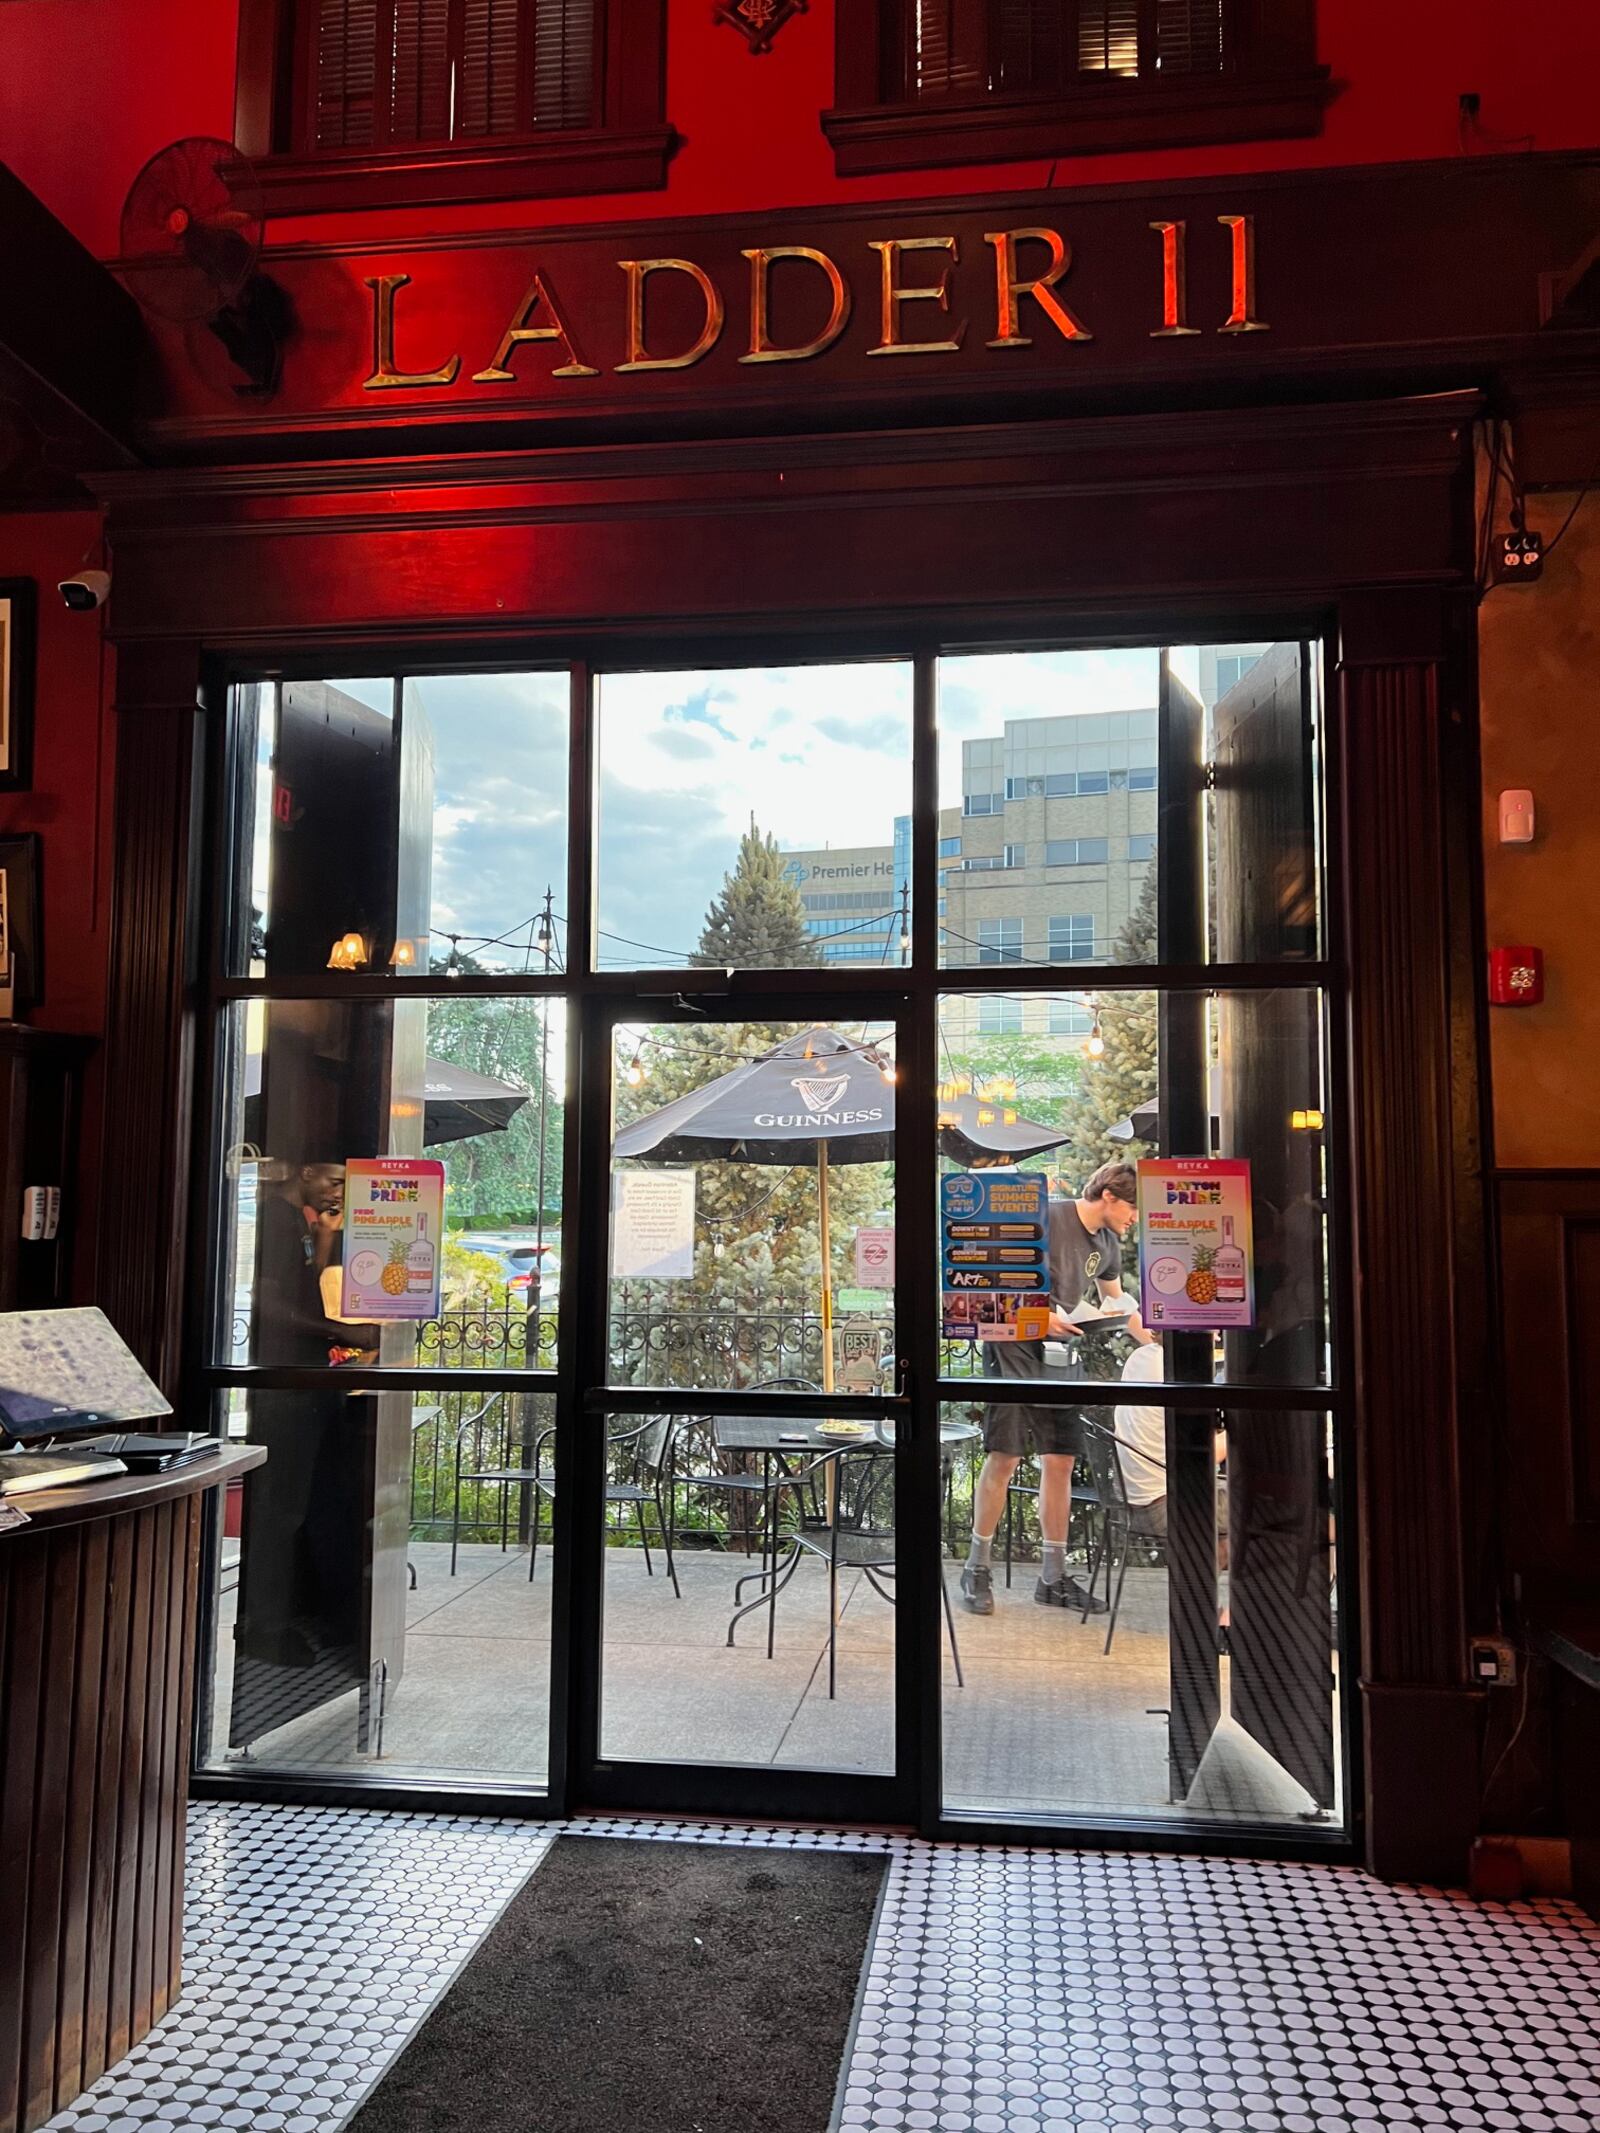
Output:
[{"xmin": 342, "ymin": 1834, "xmax": 889, "ymax": 2133}]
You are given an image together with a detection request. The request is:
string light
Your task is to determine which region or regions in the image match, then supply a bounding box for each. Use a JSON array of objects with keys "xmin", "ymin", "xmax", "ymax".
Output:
[
  {"xmin": 624, "ymin": 1046, "xmax": 647, "ymax": 1087},
  {"xmin": 1087, "ymin": 1011, "xmax": 1106, "ymax": 1059}
]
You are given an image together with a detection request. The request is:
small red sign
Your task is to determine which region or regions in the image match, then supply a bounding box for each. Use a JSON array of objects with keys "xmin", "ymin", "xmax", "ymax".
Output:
[{"xmin": 1488, "ymin": 946, "xmax": 1544, "ymax": 1005}]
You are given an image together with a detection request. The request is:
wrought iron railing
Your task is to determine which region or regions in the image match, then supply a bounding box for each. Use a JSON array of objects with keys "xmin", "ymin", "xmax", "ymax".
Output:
[{"xmin": 397, "ymin": 1297, "xmax": 999, "ymax": 1551}]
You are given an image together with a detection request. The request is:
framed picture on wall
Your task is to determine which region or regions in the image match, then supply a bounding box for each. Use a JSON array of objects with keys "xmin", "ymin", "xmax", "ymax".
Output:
[
  {"xmin": 0, "ymin": 833, "xmax": 42, "ymax": 1011},
  {"xmin": 0, "ymin": 579, "xmax": 36, "ymax": 791}
]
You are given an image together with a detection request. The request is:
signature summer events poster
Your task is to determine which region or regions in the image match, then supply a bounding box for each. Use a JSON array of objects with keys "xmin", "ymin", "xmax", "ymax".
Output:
[
  {"xmin": 940, "ymin": 1169, "xmax": 1052, "ymax": 1342},
  {"xmin": 341, "ymin": 1157, "xmax": 446, "ymax": 1320},
  {"xmin": 1136, "ymin": 1157, "xmax": 1255, "ymax": 1330}
]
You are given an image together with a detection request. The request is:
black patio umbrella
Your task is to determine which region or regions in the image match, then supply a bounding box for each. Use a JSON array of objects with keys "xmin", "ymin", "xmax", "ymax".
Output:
[
  {"xmin": 241, "ymin": 1054, "xmax": 530, "ymax": 1151},
  {"xmin": 612, "ymin": 1026, "xmax": 1072, "ymax": 1389},
  {"xmin": 421, "ymin": 1057, "xmax": 532, "ymax": 1147},
  {"xmin": 1108, "ymin": 1065, "xmax": 1221, "ymax": 1147}
]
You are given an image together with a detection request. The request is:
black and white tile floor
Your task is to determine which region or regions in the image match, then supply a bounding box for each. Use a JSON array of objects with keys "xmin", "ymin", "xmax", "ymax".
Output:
[{"xmin": 42, "ymin": 1803, "xmax": 1600, "ymax": 2133}]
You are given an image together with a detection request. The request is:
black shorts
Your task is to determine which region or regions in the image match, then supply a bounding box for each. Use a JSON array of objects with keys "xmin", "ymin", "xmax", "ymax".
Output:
[{"xmin": 981, "ymin": 1403, "xmax": 1088, "ymax": 1458}]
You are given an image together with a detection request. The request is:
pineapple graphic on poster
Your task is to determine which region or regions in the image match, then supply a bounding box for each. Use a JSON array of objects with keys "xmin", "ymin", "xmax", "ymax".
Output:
[
  {"xmin": 341, "ymin": 1157, "xmax": 447, "ymax": 1320},
  {"xmin": 1136, "ymin": 1158, "xmax": 1255, "ymax": 1330}
]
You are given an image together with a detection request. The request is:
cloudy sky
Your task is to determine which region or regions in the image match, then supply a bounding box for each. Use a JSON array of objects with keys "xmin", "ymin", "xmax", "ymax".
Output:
[{"xmin": 318, "ymin": 648, "xmax": 1168, "ymax": 973}]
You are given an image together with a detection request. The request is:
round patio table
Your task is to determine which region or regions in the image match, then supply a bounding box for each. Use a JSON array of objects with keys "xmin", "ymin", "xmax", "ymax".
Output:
[{"xmin": 710, "ymin": 1413, "xmax": 979, "ymax": 1666}]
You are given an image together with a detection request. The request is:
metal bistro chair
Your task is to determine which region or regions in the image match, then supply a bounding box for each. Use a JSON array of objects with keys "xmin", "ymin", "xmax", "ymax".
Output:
[
  {"xmin": 448, "ymin": 1396, "xmax": 678, "ymax": 1596},
  {"xmin": 758, "ymin": 1420, "xmax": 964, "ymax": 1699},
  {"xmin": 1075, "ymin": 1415, "xmax": 1148, "ymax": 1655},
  {"xmin": 526, "ymin": 1412, "xmax": 680, "ymax": 1599},
  {"xmin": 666, "ymin": 1376, "xmax": 823, "ymax": 1572}
]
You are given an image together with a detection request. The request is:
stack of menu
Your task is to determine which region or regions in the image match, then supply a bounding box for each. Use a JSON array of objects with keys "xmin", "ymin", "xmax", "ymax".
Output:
[{"xmin": 0, "ymin": 1447, "xmax": 127, "ymax": 1496}]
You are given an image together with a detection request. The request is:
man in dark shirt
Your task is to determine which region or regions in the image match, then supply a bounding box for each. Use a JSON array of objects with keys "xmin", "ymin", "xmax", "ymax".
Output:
[{"xmin": 960, "ymin": 1160, "xmax": 1149, "ymax": 1614}]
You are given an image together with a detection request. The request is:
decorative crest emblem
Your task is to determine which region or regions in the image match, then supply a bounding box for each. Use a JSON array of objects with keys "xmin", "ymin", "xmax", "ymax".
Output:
[
  {"xmin": 790, "ymin": 1072, "xmax": 849, "ymax": 1115},
  {"xmin": 713, "ymin": 0, "xmax": 807, "ymax": 54}
]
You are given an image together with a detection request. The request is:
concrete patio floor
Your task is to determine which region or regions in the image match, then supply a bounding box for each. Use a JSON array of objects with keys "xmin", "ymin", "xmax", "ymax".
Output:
[{"xmin": 207, "ymin": 1540, "xmax": 1335, "ymax": 1828}]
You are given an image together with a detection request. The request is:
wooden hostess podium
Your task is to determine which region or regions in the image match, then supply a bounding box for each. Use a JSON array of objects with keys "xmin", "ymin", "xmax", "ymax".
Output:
[{"xmin": 0, "ymin": 1447, "xmax": 263, "ymax": 2133}]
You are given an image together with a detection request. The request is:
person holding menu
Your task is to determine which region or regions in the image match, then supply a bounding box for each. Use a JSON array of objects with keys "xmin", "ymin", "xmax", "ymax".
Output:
[{"xmin": 960, "ymin": 1161, "xmax": 1150, "ymax": 1616}]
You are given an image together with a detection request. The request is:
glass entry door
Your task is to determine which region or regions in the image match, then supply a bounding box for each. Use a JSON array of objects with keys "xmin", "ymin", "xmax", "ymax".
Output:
[{"xmin": 570, "ymin": 997, "xmax": 937, "ymax": 1823}]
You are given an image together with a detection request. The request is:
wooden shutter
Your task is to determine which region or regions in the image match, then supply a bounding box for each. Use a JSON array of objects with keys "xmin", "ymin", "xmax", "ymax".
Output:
[
  {"xmin": 993, "ymin": 0, "xmax": 1070, "ymax": 90},
  {"xmin": 389, "ymin": 0, "xmax": 453, "ymax": 144},
  {"xmin": 1076, "ymin": 0, "xmax": 1138, "ymax": 76},
  {"xmin": 306, "ymin": 0, "xmax": 596, "ymax": 152},
  {"xmin": 529, "ymin": 0, "xmax": 597, "ymax": 129},
  {"xmin": 314, "ymin": 0, "xmax": 379, "ymax": 148},
  {"xmin": 458, "ymin": 0, "xmax": 523, "ymax": 135},
  {"xmin": 1155, "ymin": 0, "xmax": 1226, "ymax": 73}
]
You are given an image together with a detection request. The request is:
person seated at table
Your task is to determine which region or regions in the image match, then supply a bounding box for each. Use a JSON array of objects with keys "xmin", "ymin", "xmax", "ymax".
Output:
[
  {"xmin": 960, "ymin": 1161, "xmax": 1150, "ymax": 1616},
  {"xmin": 1115, "ymin": 1332, "xmax": 1228, "ymax": 1560}
]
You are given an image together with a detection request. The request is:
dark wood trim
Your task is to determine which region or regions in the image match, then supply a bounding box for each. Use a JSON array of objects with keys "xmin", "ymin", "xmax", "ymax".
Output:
[
  {"xmin": 253, "ymin": 126, "xmax": 677, "ymax": 215},
  {"xmin": 100, "ymin": 395, "xmax": 1476, "ymax": 649},
  {"xmin": 94, "ymin": 644, "xmax": 207, "ymax": 1396},
  {"xmin": 233, "ymin": 0, "xmax": 672, "ymax": 216},
  {"xmin": 1337, "ymin": 577, "xmax": 1497, "ymax": 1882},
  {"xmin": 823, "ymin": 70, "xmax": 1333, "ymax": 176}
]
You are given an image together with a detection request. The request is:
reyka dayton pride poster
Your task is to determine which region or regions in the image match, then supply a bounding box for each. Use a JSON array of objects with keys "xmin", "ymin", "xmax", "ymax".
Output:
[{"xmin": 1136, "ymin": 1158, "xmax": 1255, "ymax": 1330}]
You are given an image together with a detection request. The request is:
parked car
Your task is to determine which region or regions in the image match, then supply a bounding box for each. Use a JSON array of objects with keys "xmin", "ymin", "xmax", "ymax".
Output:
[{"xmin": 456, "ymin": 1231, "xmax": 557, "ymax": 1302}]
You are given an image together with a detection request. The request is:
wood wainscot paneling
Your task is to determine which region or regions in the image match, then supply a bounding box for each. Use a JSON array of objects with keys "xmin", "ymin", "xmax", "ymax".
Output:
[
  {"xmin": 1500, "ymin": 1170, "xmax": 1600, "ymax": 1918},
  {"xmin": 0, "ymin": 1452, "xmax": 264, "ymax": 2133},
  {"xmin": 1498, "ymin": 1171, "xmax": 1600, "ymax": 1597}
]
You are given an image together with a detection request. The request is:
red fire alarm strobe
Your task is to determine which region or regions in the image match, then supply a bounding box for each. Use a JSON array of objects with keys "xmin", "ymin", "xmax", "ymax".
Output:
[{"xmin": 1488, "ymin": 946, "xmax": 1545, "ymax": 1005}]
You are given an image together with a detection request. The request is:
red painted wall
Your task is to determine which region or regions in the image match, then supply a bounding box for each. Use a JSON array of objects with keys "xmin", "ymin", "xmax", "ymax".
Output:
[{"xmin": 0, "ymin": 0, "xmax": 1594, "ymax": 260}]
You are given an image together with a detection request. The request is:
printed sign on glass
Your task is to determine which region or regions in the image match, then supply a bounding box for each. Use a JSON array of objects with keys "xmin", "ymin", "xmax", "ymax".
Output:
[
  {"xmin": 854, "ymin": 1225, "xmax": 895, "ymax": 1290},
  {"xmin": 941, "ymin": 1169, "xmax": 1051, "ymax": 1342},
  {"xmin": 612, "ymin": 1170, "xmax": 697, "ymax": 1280},
  {"xmin": 342, "ymin": 1157, "xmax": 446, "ymax": 1320},
  {"xmin": 1136, "ymin": 1157, "xmax": 1255, "ymax": 1329}
]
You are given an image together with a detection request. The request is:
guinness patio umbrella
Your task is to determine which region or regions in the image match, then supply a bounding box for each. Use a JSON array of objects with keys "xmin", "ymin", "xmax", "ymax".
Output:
[{"xmin": 612, "ymin": 1026, "xmax": 1071, "ymax": 1391}]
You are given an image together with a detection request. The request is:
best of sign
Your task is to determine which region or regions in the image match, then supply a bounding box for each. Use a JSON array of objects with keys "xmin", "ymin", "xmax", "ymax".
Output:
[{"xmin": 363, "ymin": 216, "xmax": 1266, "ymax": 393}]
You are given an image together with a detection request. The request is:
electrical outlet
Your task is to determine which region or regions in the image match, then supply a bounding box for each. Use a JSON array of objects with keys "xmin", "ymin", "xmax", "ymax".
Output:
[
  {"xmin": 1495, "ymin": 530, "xmax": 1543, "ymax": 583},
  {"xmin": 1470, "ymin": 1636, "xmax": 1518, "ymax": 1686}
]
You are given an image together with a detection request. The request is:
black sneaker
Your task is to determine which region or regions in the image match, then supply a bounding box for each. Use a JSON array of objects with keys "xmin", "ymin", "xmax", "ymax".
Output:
[
  {"xmin": 959, "ymin": 1564, "xmax": 995, "ymax": 1615},
  {"xmin": 1035, "ymin": 1573, "xmax": 1110, "ymax": 1615}
]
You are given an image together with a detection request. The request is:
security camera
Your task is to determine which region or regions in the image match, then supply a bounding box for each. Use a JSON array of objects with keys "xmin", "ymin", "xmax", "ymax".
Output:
[{"xmin": 58, "ymin": 570, "xmax": 110, "ymax": 612}]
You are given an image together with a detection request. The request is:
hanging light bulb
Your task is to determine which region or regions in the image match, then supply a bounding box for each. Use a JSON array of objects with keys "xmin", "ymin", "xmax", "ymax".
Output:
[
  {"xmin": 1087, "ymin": 1011, "xmax": 1106, "ymax": 1059},
  {"xmin": 624, "ymin": 1045, "xmax": 647, "ymax": 1087}
]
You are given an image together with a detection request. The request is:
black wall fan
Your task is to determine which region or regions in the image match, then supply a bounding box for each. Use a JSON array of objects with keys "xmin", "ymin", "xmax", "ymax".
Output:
[{"xmin": 120, "ymin": 137, "xmax": 287, "ymax": 396}]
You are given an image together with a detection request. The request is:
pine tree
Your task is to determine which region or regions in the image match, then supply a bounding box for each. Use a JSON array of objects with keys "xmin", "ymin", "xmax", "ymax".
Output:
[
  {"xmin": 692, "ymin": 817, "xmax": 823, "ymax": 970},
  {"xmin": 426, "ymin": 952, "xmax": 564, "ymax": 1226},
  {"xmin": 612, "ymin": 830, "xmax": 885, "ymax": 1386}
]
